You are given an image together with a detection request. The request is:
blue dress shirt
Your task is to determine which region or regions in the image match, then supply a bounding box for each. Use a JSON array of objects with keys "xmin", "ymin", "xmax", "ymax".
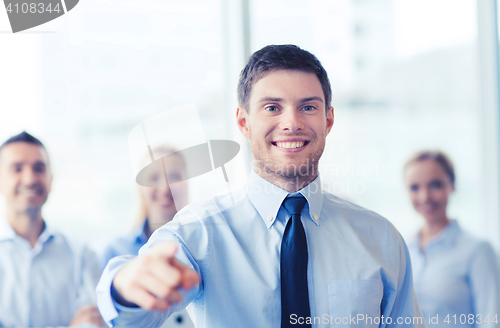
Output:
[
  {"xmin": 100, "ymin": 220, "xmax": 148, "ymax": 270},
  {"xmin": 97, "ymin": 171, "xmax": 424, "ymax": 327},
  {"xmin": 407, "ymin": 220, "xmax": 500, "ymax": 328},
  {"xmin": 0, "ymin": 216, "xmax": 101, "ymax": 328}
]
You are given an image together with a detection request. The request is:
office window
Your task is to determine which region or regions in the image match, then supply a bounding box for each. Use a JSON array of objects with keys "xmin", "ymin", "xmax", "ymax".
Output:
[{"xmin": 251, "ymin": 0, "xmax": 482, "ymax": 237}]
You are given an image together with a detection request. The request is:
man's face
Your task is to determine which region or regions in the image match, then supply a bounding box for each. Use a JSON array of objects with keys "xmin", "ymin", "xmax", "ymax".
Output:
[
  {"xmin": 237, "ymin": 69, "xmax": 334, "ymax": 180},
  {"xmin": 0, "ymin": 142, "xmax": 52, "ymax": 215}
]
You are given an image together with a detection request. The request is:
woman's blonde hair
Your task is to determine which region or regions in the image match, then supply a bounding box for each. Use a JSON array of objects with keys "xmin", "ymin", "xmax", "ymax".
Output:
[
  {"xmin": 403, "ymin": 150, "xmax": 455, "ymax": 184},
  {"xmin": 133, "ymin": 145, "xmax": 187, "ymax": 229}
]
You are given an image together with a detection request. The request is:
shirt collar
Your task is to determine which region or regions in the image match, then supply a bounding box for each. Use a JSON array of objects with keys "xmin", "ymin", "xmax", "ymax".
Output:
[
  {"xmin": 410, "ymin": 219, "xmax": 460, "ymax": 250},
  {"xmin": 37, "ymin": 221, "xmax": 56, "ymax": 245},
  {"xmin": 135, "ymin": 219, "xmax": 149, "ymax": 245},
  {"xmin": 247, "ymin": 170, "xmax": 324, "ymax": 228},
  {"xmin": 0, "ymin": 215, "xmax": 16, "ymax": 241},
  {"xmin": 0, "ymin": 215, "xmax": 55, "ymax": 246},
  {"xmin": 426, "ymin": 219, "xmax": 460, "ymax": 247}
]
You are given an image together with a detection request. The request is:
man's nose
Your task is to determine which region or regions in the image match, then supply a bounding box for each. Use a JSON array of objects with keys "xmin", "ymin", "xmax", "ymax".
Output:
[
  {"xmin": 280, "ymin": 108, "xmax": 304, "ymax": 132},
  {"xmin": 21, "ymin": 168, "xmax": 37, "ymax": 185}
]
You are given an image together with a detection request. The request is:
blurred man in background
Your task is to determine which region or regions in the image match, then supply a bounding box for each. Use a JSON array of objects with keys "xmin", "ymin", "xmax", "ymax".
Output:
[{"xmin": 0, "ymin": 131, "xmax": 104, "ymax": 328}]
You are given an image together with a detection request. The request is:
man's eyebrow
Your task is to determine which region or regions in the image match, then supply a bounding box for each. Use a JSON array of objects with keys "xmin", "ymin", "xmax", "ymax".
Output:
[
  {"xmin": 257, "ymin": 96, "xmax": 324, "ymax": 104},
  {"xmin": 300, "ymin": 96, "xmax": 324, "ymax": 103},
  {"xmin": 257, "ymin": 97, "xmax": 284, "ymax": 104},
  {"xmin": 9, "ymin": 161, "xmax": 46, "ymax": 167}
]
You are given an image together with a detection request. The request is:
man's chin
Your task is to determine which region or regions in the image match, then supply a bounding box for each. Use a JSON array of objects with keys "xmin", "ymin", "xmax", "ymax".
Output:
[
  {"xmin": 13, "ymin": 205, "xmax": 43, "ymax": 217},
  {"xmin": 263, "ymin": 162, "xmax": 317, "ymax": 179}
]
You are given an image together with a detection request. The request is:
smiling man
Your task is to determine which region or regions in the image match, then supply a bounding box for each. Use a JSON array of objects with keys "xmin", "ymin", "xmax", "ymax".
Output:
[
  {"xmin": 0, "ymin": 131, "xmax": 104, "ymax": 328},
  {"xmin": 97, "ymin": 45, "xmax": 424, "ymax": 327}
]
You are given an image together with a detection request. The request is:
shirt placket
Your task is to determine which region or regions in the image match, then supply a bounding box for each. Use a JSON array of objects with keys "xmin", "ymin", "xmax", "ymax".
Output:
[
  {"xmin": 19, "ymin": 240, "xmax": 34, "ymax": 327},
  {"xmin": 28, "ymin": 240, "xmax": 44, "ymax": 326},
  {"xmin": 414, "ymin": 248, "xmax": 428, "ymax": 294}
]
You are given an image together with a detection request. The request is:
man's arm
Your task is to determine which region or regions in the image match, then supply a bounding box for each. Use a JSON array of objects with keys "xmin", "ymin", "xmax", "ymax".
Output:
[{"xmin": 380, "ymin": 228, "xmax": 426, "ymax": 328}]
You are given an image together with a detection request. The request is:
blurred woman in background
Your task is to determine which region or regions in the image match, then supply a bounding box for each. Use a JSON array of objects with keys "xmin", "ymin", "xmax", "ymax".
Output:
[
  {"xmin": 101, "ymin": 146, "xmax": 188, "ymax": 266},
  {"xmin": 100, "ymin": 146, "xmax": 193, "ymax": 327},
  {"xmin": 404, "ymin": 150, "xmax": 500, "ymax": 327}
]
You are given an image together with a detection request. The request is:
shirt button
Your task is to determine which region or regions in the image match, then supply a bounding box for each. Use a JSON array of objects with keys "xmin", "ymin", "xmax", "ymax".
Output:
[
  {"xmin": 267, "ymin": 216, "xmax": 273, "ymax": 221},
  {"xmin": 314, "ymin": 215, "xmax": 319, "ymax": 221}
]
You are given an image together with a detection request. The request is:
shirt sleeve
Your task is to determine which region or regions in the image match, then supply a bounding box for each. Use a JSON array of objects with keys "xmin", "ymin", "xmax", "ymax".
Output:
[
  {"xmin": 469, "ymin": 241, "xmax": 500, "ymax": 327},
  {"xmin": 380, "ymin": 227, "xmax": 426, "ymax": 328}
]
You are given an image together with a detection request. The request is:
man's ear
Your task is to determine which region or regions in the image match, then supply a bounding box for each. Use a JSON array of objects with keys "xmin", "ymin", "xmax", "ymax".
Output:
[
  {"xmin": 325, "ymin": 106, "xmax": 334, "ymax": 135},
  {"xmin": 236, "ymin": 107, "xmax": 251, "ymax": 140}
]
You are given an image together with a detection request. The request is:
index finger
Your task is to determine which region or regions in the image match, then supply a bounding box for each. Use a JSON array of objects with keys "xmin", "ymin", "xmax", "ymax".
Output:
[
  {"xmin": 171, "ymin": 258, "xmax": 200, "ymax": 290},
  {"xmin": 150, "ymin": 241, "xmax": 178, "ymax": 262}
]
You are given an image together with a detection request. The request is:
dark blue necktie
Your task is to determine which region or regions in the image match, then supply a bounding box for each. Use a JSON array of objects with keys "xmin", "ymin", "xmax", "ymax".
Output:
[{"xmin": 281, "ymin": 195, "xmax": 311, "ymax": 328}]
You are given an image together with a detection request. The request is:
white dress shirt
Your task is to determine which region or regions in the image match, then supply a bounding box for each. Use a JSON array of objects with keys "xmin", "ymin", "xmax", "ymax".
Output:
[
  {"xmin": 408, "ymin": 220, "xmax": 500, "ymax": 328},
  {"xmin": 0, "ymin": 216, "xmax": 101, "ymax": 328}
]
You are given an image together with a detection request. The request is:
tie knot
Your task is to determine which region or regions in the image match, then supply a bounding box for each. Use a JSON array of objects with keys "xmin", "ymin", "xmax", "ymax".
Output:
[{"xmin": 282, "ymin": 195, "xmax": 307, "ymax": 216}]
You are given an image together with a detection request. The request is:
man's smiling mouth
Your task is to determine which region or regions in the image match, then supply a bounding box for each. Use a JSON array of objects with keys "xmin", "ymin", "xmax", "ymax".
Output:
[
  {"xmin": 271, "ymin": 141, "xmax": 309, "ymax": 149},
  {"xmin": 17, "ymin": 186, "xmax": 43, "ymax": 197}
]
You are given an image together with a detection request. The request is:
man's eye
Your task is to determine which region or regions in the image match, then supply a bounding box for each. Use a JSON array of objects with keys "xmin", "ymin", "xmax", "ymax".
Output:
[
  {"xmin": 302, "ymin": 106, "xmax": 315, "ymax": 111},
  {"xmin": 410, "ymin": 184, "xmax": 418, "ymax": 192},
  {"xmin": 34, "ymin": 164, "xmax": 45, "ymax": 173},
  {"xmin": 265, "ymin": 106, "xmax": 279, "ymax": 112}
]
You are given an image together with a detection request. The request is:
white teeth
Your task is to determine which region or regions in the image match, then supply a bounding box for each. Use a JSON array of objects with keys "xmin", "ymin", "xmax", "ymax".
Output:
[{"xmin": 276, "ymin": 141, "xmax": 305, "ymax": 149}]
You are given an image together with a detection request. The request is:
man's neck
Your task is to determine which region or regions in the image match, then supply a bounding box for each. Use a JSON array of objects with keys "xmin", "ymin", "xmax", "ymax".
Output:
[
  {"xmin": 255, "ymin": 166, "xmax": 318, "ymax": 193},
  {"xmin": 6, "ymin": 207, "xmax": 44, "ymax": 248}
]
